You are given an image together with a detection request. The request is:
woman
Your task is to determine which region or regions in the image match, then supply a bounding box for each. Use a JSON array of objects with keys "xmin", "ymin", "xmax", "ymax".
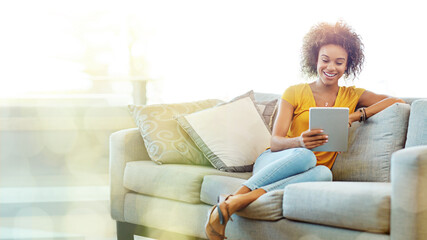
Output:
[{"xmin": 205, "ymin": 21, "xmax": 404, "ymax": 240}]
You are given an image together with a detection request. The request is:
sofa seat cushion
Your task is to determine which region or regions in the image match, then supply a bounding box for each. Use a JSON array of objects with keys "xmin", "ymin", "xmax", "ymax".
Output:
[
  {"xmin": 283, "ymin": 182, "xmax": 391, "ymax": 233},
  {"xmin": 123, "ymin": 161, "xmax": 251, "ymax": 204},
  {"xmin": 201, "ymin": 175, "xmax": 284, "ymax": 221},
  {"xmin": 200, "ymin": 175, "xmax": 245, "ymax": 205}
]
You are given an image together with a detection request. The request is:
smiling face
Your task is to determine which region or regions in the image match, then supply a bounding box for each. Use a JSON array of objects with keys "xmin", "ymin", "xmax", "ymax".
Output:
[{"xmin": 317, "ymin": 44, "xmax": 348, "ymax": 86}]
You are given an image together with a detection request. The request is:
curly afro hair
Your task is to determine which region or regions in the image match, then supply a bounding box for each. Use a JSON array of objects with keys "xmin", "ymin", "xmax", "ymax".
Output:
[{"xmin": 301, "ymin": 21, "xmax": 364, "ymax": 79}]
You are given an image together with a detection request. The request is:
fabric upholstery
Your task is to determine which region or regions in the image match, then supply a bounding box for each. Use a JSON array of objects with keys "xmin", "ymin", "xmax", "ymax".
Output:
[
  {"xmin": 283, "ymin": 182, "xmax": 391, "ymax": 233},
  {"xmin": 391, "ymin": 146, "xmax": 427, "ymax": 240},
  {"xmin": 255, "ymin": 99, "xmax": 278, "ymax": 132},
  {"xmin": 129, "ymin": 99, "xmax": 222, "ymax": 165},
  {"xmin": 124, "ymin": 193, "xmax": 212, "ymax": 239},
  {"xmin": 200, "ymin": 175, "xmax": 246, "ymax": 205},
  {"xmin": 176, "ymin": 96, "xmax": 271, "ymax": 172},
  {"xmin": 123, "ymin": 161, "xmax": 251, "ymax": 204},
  {"xmin": 201, "ymin": 175, "xmax": 284, "ymax": 221},
  {"xmin": 201, "ymin": 168, "xmax": 332, "ymax": 221},
  {"xmin": 253, "ymin": 92, "xmax": 281, "ymax": 102},
  {"xmin": 236, "ymin": 190, "xmax": 284, "ymax": 221},
  {"xmin": 124, "ymin": 193, "xmax": 389, "ymax": 240},
  {"xmin": 225, "ymin": 217, "xmax": 389, "ymax": 240},
  {"xmin": 253, "ymin": 92, "xmax": 281, "ymax": 129},
  {"xmin": 236, "ymin": 91, "xmax": 278, "ymax": 130},
  {"xmin": 109, "ymin": 128, "xmax": 150, "ymax": 222},
  {"xmin": 405, "ymin": 99, "xmax": 427, "ymax": 147},
  {"xmin": 332, "ymin": 103, "xmax": 410, "ymax": 182}
]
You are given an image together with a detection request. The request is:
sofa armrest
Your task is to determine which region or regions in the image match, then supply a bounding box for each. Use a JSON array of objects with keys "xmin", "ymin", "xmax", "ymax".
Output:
[
  {"xmin": 391, "ymin": 146, "xmax": 427, "ymax": 239},
  {"xmin": 110, "ymin": 128, "xmax": 150, "ymax": 221}
]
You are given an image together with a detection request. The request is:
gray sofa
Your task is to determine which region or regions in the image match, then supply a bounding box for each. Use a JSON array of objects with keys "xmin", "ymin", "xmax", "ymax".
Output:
[{"xmin": 110, "ymin": 93, "xmax": 427, "ymax": 240}]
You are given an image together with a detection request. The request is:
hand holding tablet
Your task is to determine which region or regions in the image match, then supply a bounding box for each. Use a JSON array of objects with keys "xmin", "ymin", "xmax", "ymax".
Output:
[
  {"xmin": 299, "ymin": 129, "xmax": 329, "ymax": 150},
  {"xmin": 308, "ymin": 107, "xmax": 349, "ymax": 152}
]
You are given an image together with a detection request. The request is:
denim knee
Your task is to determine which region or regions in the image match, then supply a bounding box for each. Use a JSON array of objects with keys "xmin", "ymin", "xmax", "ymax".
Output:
[
  {"xmin": 294, "ymin": 148, "xmax": 317, "ymax": 170},
  {"xmin": 311, "ymin": 165, "xmax": 333, "ymax": 181}
]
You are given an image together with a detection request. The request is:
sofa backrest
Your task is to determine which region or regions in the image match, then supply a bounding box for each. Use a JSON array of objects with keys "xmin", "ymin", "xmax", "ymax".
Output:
[
  {"xmin": 253, "ymin": 92, "xmax": 281, "ymax": 102},
  {"xmin": 405, "ymin": 99, "xmax": 427, "ymax": 148}
]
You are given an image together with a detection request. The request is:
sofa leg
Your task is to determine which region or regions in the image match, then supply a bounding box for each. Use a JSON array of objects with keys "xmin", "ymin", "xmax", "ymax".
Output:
[{"xmin": 117, "ymin": 221, "xmax": 136, "ymax": 240}]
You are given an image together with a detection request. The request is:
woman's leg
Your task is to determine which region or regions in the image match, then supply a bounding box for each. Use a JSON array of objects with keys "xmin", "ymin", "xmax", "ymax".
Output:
[
  {"xmin": 229, "ymin": 148, "xmax": 316, "ymax": 198},
  {"xmin": 226, "ymin": 148, "xmax": 315, "ymax": 200},
  {"xmin": 223, "ymin": 148, "xmax": 316, "ymax": 206},
  {"xmin": 205, "ymin": 148, "xmax": 318, "ymax": 240},
  {"xmin": 205, "ymin": 188, "xmax": 267, "ymax": 239},
  {"xmin": 260, "ymin": 165, "xmax": 332, "ymax": 192},
  {"xmin": 243, "ymin": 148, "xmax": 317, "ymax": 191}
]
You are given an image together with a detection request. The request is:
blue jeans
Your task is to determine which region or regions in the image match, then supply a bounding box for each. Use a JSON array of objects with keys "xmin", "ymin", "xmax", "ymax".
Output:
[{"xmin": 243, "ymin": 148, "xmax": 332, "ymax": 192}]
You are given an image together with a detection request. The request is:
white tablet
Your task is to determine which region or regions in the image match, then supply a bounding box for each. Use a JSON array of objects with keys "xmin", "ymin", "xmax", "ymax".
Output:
[{"xmin": 309, "ymin": 107, "xmax": 349, "ymax": 152}]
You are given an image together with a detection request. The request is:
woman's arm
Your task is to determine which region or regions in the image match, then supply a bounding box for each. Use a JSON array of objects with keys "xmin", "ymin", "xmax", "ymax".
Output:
[
  {"xmin": 349, "ymin": 90, "xmax": 405, "ymax": 124},
  {"xmin": 270, "ymin": 99, "xmax": 327, "ymax": 152}
]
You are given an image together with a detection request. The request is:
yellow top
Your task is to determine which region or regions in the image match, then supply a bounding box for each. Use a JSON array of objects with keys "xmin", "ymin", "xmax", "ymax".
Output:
[{"xmin": 282, "ymin": 83, "xmax": 365, "ymax": 169}]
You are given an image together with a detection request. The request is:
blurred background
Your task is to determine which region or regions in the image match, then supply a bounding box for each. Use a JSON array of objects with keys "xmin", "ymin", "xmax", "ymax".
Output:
[{"xmin": 0, "ymin": 0, "xmax": 425, "ymax": 239}]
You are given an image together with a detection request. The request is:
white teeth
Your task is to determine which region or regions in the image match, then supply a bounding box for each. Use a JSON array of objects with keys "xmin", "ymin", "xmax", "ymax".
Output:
[{"xmin": 324, "ymin": 72, "xmax": 337, "ymax": 77}]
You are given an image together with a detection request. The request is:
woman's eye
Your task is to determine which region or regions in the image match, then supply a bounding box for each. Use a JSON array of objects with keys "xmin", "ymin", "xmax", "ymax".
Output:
[
  {"xmin": 322, "ymin": 59, "xmax": 328, "ymax": 63},
  {"xmin": 337, "ymin": 62, "xmax": 344, "ymax": 65}
]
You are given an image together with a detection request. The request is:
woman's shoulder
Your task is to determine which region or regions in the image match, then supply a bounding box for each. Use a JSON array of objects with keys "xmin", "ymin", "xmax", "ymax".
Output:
[
  {"xmin": 282, "ymin": 83, "xmax": 311, "ymax": 105},
  {"xmin": 339, "ymin": 85, "xmax": 366, "ymax": 97},
  {"xmin": 339, "ymin": 86, "xmax": 365, "ymax": 101},
  {"xmin": 284, "ymin": 83, "xmax": 309, "ymax": 92}
]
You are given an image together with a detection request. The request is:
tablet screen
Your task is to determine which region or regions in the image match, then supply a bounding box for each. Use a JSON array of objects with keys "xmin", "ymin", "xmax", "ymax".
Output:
[{"xmin": 309, "ymin": 107, "xmax": 349, "ymax": 152}]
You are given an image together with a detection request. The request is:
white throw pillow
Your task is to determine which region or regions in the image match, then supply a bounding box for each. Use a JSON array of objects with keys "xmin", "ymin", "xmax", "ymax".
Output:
[{"xmin": 176, "ymin": 96, "xmax": 271, "ymax": 172}]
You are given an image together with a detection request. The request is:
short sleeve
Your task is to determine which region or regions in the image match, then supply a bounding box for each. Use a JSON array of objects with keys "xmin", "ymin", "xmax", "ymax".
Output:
[
  {"xmin": 339, "ymin": 86, "xmax": 366, "ymax": 113},
  {"xmin": 354, "ymin": 87, "xmax": 365, "ymax": 98},
  {"xmin": 282, "ymin": 86, "xmax": 296, "ymax": 107}
]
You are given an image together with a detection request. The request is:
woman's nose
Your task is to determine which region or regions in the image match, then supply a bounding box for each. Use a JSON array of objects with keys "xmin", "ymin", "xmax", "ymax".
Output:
[{"xmin": 326, "ymin": 62, "xmax": 335, "ymax": 71}]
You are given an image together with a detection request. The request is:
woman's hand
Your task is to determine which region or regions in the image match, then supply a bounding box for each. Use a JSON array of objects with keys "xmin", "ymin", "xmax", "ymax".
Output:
[
  {"xmin": 348, "ymin": 111, "xmax": 361, "ymax": 127},
  {"xmin": 299, "ymin": 129, "xmax": 328, "ymax": 149}
]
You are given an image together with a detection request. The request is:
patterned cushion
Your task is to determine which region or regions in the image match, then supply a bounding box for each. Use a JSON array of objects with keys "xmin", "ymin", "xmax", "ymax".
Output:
[
  {"xmin": 129, "ymin": 99, "xmax": 222, "ymax": 165},
  {"xmin": 256, "ymin": 99, "xmax": 278, "ymax": 132},
  {"xmin": 253, "ymin": 92, "xmax": 281, "ymax": 130}
]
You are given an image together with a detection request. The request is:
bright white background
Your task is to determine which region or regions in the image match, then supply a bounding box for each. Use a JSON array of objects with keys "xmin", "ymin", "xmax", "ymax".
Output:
[{"xmin": 1, "ymin": 0, "xmax": 426, "ymax": 103}]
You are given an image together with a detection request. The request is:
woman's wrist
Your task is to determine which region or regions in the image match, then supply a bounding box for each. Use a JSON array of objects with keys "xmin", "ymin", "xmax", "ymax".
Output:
[
  {"xmin": 349, "ymin": 111, "xmax": 360, "ymax": 123},
  {"xmin": 298, "ymin": 135, "xmax": 306, "ymax": 148},
  {"xmin": 270, "ymin": 136, "xmax": 303, "ymax": 151}
]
